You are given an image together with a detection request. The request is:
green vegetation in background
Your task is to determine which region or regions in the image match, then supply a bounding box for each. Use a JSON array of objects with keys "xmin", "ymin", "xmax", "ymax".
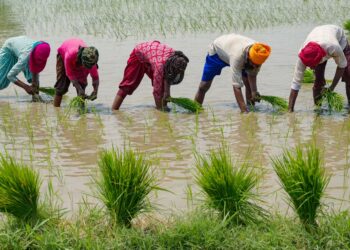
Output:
[
  {"xmin": 168, "ymin": 97, "xmax": 203, "ymax": 113},
  {"xmin": 344, "ymin": 19, "xmax": 350, "ymax": 34},
  {"xmin": 95, "ymin": 147, "xmax": 160, "ymax": 227},
  {"xmin": 272, "ymin": 144, "xmax": 329, "ymax": 229},
  {"xmin": 195, "ymin": 145, "xmax": 266, "ymax": 225},
  {"xmin": 7, "ymin": 0, "xmax": 350, "ymax": 39}
]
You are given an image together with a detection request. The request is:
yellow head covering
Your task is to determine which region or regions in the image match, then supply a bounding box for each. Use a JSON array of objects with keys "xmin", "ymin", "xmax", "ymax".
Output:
[{"xmin": 248, "ymin": 43, "xmax": 271, "ymax": 65}]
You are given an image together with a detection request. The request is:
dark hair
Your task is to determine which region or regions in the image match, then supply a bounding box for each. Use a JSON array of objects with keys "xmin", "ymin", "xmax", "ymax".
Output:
[{"xmin": 164, "ymin": 51, "xmax": 189, "ymax": 84}]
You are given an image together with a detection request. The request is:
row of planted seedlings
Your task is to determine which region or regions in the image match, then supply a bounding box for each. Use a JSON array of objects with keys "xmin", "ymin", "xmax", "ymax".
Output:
[{"xmin": 0, "ymin": 141, "xmax": 333, "ymax": 235}]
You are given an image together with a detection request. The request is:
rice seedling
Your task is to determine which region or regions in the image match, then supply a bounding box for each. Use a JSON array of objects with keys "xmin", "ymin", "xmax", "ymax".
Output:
[
  {"xmin": 303, "ymin": 68, "xmax": 315, "ymax": 83},
  {"xmin": 318, "ymin": 90, "xmax": 344, "ymax": 112},
  {"xmin": 95, "ymin": 147, "xmax": 159, "ymax": 227},
  {"xmin": 66, "ymin": 96, "xmax": 88, "ymax": 115},
  {"xmin": 260, "ymin": 95, "xmax": 288, "ymax": 112},
  {"xmin": 0, "ymin": 153, "xmax": 41, "ymax": 223},
  {"xmin": 38, "ymin": 87, "xmax": 55, "ymax": 97},
  {"xmin": 195, "ymin": 145, "xmax": 266, "ymax": 225},
  {"xmin": 272, "ymin": 144, "xmax": 330, "ymax": 228},
  {"xmin": 167, "ymin": 97, "xmax": 203, "ymax": 113}
]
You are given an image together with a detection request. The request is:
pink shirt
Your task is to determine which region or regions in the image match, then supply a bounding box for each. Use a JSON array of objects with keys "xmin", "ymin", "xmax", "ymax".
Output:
[
  {"xmin": 57, "ymin": 38, "xmax": 99, "ymax": 84},
  {"xmin": 134, "ymin": 41, "xmax": 174, "ymax": 103}
]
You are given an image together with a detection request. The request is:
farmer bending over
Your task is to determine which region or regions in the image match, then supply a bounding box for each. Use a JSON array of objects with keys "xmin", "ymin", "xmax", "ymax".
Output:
[
  {"xmin": 54, "ymin": 38, "xmax": 99, "ymax": 107},
  {"xmin": 0, "ymin": 36, "xmax": 50, "ymax": 98},
  {"xmin": 194, "ymin": 33, "xmax": 271, "ymax": 112},
  {"xmin": 288, "ymin": 25, "xmax": 350, "ymax": 112},
  {"xmin": 112, "ymin": 41, "xmax": 189, "ymax": 111}
]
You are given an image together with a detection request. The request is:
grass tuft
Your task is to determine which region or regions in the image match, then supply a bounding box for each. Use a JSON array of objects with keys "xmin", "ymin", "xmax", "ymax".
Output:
[
  {"xmin": 167, "ymin": 97, "xmax": 203, "ymax": 113},
  {"xmin": 318, "ymin": 90, "xmax": 344, "ymax": 112},
  {"xmin": 0, "ymin": 154, "xmax": 41, "ymax": 223},
  {"xmin": 66, "ymin": 96, "xmax": 88, "ymax": 115},
  {"xmin": 303, "ymin": 68, "xmax": 315, "ymax": 83},
  {"xmin": 260, "ymin": 95, "xmax": 288, "ymax": 111},
  {"xmin": 272, "ymin": 144, "xmax": 330, "ymax": 228},
  {"xmin": 95, "ymin": 147, "xmax": 159, "ymax": 227},
  {"xmin": 344, "ymin": 19, "xmax": 350, "ymax": 34},
  {"xmin": 38, "ymin": 87, "xmax": 56, "ymax": 97},
  {"xmin": 195, "ymin": 145, "xmax": 266, "ymax": 225}
]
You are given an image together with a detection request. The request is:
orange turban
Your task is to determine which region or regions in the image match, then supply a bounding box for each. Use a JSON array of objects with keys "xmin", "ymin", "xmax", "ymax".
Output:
[{"xmin": 248, "ymin": 43, "xmax": 271, "ymax": 65}]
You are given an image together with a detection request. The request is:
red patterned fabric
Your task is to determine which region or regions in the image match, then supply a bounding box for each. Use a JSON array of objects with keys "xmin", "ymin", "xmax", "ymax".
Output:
[{"xmin": 117, "ymin": 41, "xmax": 174, "ymax": 104}]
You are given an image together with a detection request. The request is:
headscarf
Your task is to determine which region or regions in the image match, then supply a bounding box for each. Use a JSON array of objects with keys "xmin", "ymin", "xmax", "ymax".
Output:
[
  {"xmin": 29, "ymin": 42, "xmax": 51, "ymax": 74},
  {"xmin": 164, "ymin": 51, "xmax": 189, "ymax": 85},
  {"xmin": 78, "ymin": 46, "xmax": 99, "ymax": 69},
  {"xmin": 248, "ymin": 43, "xmax": 271, "ymax": 65},
  {"xmin": 298, "ymin": 42, "xmax": 326, "ymax": 68}
]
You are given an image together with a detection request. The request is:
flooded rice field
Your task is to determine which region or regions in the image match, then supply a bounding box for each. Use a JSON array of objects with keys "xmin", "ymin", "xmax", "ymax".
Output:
[{"xmin": 1, "ymin": 1, "xmax": 350, "ymax": 214}]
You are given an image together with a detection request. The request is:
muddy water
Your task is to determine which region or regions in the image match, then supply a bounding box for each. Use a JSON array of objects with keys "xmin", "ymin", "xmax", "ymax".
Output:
[{"xmin": 0, "ymin": 14, "xmax": 349, "ymax": 214}]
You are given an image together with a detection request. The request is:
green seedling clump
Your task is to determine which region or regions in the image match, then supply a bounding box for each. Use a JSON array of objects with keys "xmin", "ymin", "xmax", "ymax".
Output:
[
  {"xmin": 195, "ymin": 145, "xmax": 266, "ymax": 225},
  {"xmin": 272, "ymin": 144, "xmax": 330, "ymax": 229},
  {"xmin": 0, "ymin": 154, "xmax": 41, "ymax": 223},
  {"xmin": 167, "ymin": 97, "xmax": 203, "ymax": 113},
  {"xmin": 260, "ymin": 95, "xmax": 288, "ymax": 111},
  {"xmin": 96, "ymin": 147, "xmax": 158, "ymax": 227},
  {"xmin": 303, "ymin": 68, "xmax": 315, "ymax": 83},
  {"xmin": 344, "ymin": 19, "xmax": 350, "ymax": 34},
  {"xmin": 67, "ymin": 96, "xmax": 88, "ymax": 115},
  {"xmin": 39, "ymin": 87, "xmax": 56, "ymax": 97},
  {"xmin": 318, "ymin": 91, "xmax": 344, "ymax": 112}
]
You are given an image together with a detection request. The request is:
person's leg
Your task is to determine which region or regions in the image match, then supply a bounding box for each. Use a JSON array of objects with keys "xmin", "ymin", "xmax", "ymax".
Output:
[
  {"xmin": 313, "ymin": 61, "xmax": 327, "ymax": 105},
  {"xmin": 194, "ymin": 54, "xmax": 228, "ymax": 104},
  {"xmin": 112, "ymin": 50, "xmax": 145, "ymax": 110},
  {"xmin": 54, "ymin": 54, "xmax": 70, "ymax": 107}
]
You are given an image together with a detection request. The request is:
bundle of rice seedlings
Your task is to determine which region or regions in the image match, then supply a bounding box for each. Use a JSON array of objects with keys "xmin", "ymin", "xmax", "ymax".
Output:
[
  {"xmin": 66, "ymin": 96, "xmax": 88, "ymax": 115},
  {"xmin": 195, "ymin": 145, "xmax": 266, "ymax": 225},
  {"xmin": 303, "ymin": 68, "xmax": 315, "ymax": 83},
  {"xmin": 344, "ymin": 19, "xmax": 350, "ymax": 34},
  {"xmin": 38, "ymin": 87, "xmax": 56, "ymax": 97},
  {"xmin": 0, "ymin": 154, "xmax": 41, "ymax": 223},
  {"xmin": 318, "ymin": 90, "xmax": 344, "ymax": 112},
  {"xmin": 167, "ymin": 97, "xmax": 203, "ymax": 113},
  {"xmin": 260, "ymin": 95, "xmax": 288, "ymax": 111},
  {"xmin": 272, "ymin": 144, "xmax": 329, "ymax": 228},
  {"xmin": 95, "ymin": 147, "xmax": 159, "ymax": 227}
]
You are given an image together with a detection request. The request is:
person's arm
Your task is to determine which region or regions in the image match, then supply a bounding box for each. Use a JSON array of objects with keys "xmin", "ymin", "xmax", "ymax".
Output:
[
  {"xmin": 329, "ymin": 46, "xmax": 347, "ymax": 91},
  {"xmin": 89, "ymin": 66, "xmax": 99, "ymax": 100},
  {"xmin": 31, "ymin": 73, "xmax": 39, "ymax": 94},
  {"xmin": 329, "ymin": 67, "xmax": 345, "ymax": 91},
  {"xmin": 288, "ymin": 89, "xmax": 299, "ymax": 112},
  {"xmin": 247, "ymin": 74, "xmax": 260, "ymax": 101},
  {"xmin": 13, "ymin": 79, "xmax": 34, "ymax": 95},
  {"xmin": 72, "ymin": 80, "xmax": 86, "ymax": 98},
  {"xmin": 233, "ymin": 86, "xmax": 249, "ymax": 113},
  {"xmin": 162, "ymin": 80, "xmax": 171, "ymax": 108},
  {"xmin": 8, "ymin": 53, "xmax": 34, "ymax": 94}
]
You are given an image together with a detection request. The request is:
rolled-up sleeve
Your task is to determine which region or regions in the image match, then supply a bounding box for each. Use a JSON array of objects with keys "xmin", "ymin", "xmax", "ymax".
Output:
[
  {"xmin": 7, "ymin": 53, "xmax": 30, "ymax": 82},
  {"xmin": 90, "ymin": 65, "xmax": 99, "ymax": 80},
  {"xmin": 328, "ymin": 45, "xmax": 347, "ymax": 68},
  {"xmin": 291, "ymin": 58, "xmax": 306, "ymax": 90},
  {"xmin": 230, "ymin": 58, "xmax": 244, "ymax": 88}
]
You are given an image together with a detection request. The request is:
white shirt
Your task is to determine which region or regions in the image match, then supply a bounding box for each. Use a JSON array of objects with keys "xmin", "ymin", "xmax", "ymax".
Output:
[
  {"xmin": 291, "ymin": 25, "xmax": 348, "ymax": 90},
  {"xmin": 208, "ymin": 34, "xmax": 260, "ymax": 88}
]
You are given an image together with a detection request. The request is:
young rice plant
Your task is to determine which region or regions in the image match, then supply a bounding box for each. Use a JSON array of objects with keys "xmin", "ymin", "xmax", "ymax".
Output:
[
  {"xmin": 260, "ymin": 95, "xmax": 288, "ymax": 112},
  {"xmin": 317, "ymin": 90, "xmax": 344, "ymax": 112},
  {"xmin": 272, "ymin": 144, "xmax": 330, "ymax": 228},
  {"xmin": 167, "ymin": 97, "xmax": 203, "ymax": 113},
  {"xmin": 195, "ymin": 145, "xmax": 266, "ymax": 225},
  {"xmin": 95, "ymin": 147, "xmax": 159, "ymax": 227},
  {"xmin": 303, "ymin": 68, "xmax": 315, "ymax": 84},
  {"xmin": 0, "ymin": 154, "xmax": 41, "ymax": 223}
]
